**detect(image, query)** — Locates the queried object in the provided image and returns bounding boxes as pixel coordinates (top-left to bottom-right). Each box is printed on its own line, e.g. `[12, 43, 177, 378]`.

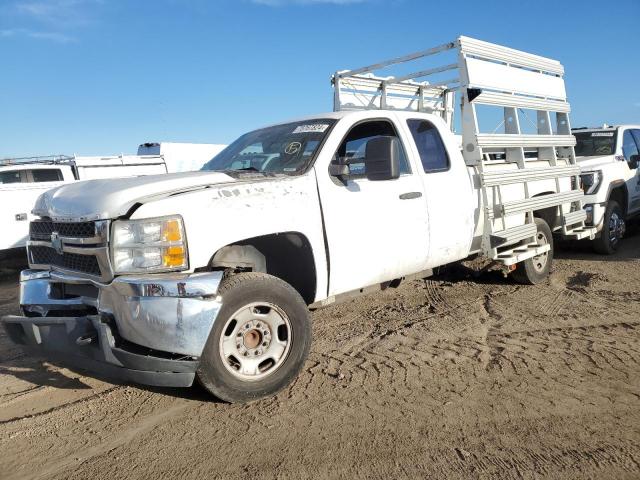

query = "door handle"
[15, 213, 27, 221]
[399, 192, 422, 200]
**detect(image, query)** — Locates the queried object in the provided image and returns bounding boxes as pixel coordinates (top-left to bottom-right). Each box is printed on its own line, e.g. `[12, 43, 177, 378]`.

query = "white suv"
[574, 125, 640, 253]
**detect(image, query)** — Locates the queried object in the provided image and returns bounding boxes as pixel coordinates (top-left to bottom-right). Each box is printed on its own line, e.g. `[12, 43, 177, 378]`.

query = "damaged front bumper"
[1, 269, 224, 388]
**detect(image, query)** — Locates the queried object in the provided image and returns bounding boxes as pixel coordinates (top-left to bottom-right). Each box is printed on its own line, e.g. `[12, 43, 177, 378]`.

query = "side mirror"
[329, 163, 350, 177]
[364, 136, 400, 181]
[629, 154, 639, 170]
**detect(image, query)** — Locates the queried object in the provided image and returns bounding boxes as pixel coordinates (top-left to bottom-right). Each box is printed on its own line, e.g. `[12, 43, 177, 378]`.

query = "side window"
[622, 130, 639, 161]
[407, 119, 450, 173]
[0, 170, 24, 184]
[30, 169, 63, 182]
[631, 130, 640, 159]
[333, 120, 411, 177]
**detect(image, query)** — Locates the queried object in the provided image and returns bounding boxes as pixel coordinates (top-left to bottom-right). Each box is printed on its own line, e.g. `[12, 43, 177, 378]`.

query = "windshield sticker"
[284, 142, 301, 155]
[292, 124, 329, 134]
[591, 132, 614, 137]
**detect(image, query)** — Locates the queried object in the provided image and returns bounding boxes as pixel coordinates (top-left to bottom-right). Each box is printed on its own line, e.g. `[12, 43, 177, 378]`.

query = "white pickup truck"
[2, 37, 595, 403]
[574, 125, 640, 253]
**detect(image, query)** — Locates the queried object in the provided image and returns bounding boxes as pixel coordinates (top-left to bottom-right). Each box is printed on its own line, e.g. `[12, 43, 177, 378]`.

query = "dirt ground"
[1, 228, 639, 480]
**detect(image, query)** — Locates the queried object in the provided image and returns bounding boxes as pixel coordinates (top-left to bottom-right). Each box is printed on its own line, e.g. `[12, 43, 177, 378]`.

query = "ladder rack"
[0, 155, 75, 167]
[333, 36, 596, 265]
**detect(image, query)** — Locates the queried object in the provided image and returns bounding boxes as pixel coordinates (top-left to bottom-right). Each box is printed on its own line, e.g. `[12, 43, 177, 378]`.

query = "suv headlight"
[111, 215, 188, 274]
[579, 170, 603, 195]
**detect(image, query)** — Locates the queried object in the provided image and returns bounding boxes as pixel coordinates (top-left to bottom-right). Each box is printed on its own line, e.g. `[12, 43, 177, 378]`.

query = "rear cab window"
[406, 119, 450, 173]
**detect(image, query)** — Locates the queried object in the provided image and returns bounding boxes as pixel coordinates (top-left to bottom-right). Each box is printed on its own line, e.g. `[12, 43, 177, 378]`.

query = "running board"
[494, 243, 550, 266]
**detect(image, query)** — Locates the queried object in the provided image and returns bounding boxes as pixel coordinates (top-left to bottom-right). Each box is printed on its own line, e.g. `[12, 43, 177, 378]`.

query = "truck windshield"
[574, 131, 617, 157]
[202, 119, 336, 175]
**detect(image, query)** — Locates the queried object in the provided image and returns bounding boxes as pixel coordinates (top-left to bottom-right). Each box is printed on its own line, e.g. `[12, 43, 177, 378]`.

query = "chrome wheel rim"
[532, 231, 549, 273]
[608, 212, 625, 246]
[219, 302, 292, 381]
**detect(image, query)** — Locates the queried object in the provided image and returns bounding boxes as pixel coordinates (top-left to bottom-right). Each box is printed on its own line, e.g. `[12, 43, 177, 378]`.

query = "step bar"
[562, 209, 588, 227]
[491, 189, 584, 218]
[481, 165, 580, 187]
[490, 223, 537, 248]
[564, 225, 597, 240]
[495, 243, 551, 266]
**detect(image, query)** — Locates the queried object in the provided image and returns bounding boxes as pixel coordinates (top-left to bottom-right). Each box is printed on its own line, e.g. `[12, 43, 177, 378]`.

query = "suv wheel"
[593, 200, 625, 255]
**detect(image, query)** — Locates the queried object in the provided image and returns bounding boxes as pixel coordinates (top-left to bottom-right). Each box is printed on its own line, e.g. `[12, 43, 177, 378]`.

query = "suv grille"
[29, 245, 101, 276]
[30, 220, 96, 241]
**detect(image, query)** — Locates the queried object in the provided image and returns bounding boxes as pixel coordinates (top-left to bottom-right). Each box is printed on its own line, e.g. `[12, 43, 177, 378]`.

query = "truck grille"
[30, 220, 96, 241]
[29, 245, 101, 276]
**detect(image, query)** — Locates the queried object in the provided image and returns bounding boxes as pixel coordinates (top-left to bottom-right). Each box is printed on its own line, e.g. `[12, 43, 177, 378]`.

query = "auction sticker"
[293, 124, 329, 134]
[591, 132, 614, 137]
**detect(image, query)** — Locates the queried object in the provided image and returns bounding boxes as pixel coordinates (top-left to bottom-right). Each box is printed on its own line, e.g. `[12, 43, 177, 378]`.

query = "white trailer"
[137, 142, 227, 173]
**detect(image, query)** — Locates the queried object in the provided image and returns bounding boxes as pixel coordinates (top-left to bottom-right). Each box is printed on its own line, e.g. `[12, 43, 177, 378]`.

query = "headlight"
[111, 215, 188, 274]
[579, 170, 603, 195]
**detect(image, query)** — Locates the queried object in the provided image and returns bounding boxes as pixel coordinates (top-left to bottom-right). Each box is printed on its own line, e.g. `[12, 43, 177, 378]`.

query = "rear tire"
[511, 218, 553, 285]
[197, 272, 312, 403]
[593, 200, 625, 255]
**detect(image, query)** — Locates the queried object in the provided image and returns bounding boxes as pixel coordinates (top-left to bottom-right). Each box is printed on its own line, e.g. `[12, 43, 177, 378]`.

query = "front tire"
[593, 200, 625, 255]
[511, 218, 553, 285]
[197, 272, 312, 403]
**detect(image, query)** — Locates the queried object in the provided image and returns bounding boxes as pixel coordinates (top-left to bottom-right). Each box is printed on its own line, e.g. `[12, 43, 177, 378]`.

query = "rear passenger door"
[623, 129, 640, 213]
[401, 117, 475, 267]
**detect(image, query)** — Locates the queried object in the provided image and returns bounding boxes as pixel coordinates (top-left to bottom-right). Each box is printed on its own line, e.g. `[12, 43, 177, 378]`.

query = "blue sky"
[1, 0, 638, 157]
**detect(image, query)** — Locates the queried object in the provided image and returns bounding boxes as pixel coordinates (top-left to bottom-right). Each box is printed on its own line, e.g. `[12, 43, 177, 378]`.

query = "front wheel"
[593, 200, 625, 255]
[511, 218, 553, 285]
[197, 272, 312, 403]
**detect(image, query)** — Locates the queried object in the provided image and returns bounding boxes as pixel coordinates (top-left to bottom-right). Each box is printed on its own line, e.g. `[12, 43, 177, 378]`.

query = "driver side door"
[315, 117, 429, 297]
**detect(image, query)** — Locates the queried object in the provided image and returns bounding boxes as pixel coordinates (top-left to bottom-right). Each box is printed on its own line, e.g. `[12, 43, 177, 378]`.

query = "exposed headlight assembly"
[579, 170, 603, 195]
[111, 215, 188, 274]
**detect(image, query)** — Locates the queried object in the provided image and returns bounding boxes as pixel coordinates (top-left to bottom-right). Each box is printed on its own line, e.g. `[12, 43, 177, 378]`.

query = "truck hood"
[33, 171, 238, 221]
[576, 155, 615, 171]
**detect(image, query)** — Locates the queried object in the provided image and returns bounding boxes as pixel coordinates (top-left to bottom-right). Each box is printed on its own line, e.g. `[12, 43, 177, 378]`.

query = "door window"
[30, 169, 63, 182]
[0, 170, 24, 184]
[631, 130, 640, 164]
[332, 120, 411, 177]
[622, 130, 639, 161]
[406, 119, 450, 173]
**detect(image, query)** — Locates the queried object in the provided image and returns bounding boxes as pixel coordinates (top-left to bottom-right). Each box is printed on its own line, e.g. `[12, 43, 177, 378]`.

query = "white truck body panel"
[137, 142, 227, 173]
[0, 155, 167, 251]
[0, 164, 75, 250]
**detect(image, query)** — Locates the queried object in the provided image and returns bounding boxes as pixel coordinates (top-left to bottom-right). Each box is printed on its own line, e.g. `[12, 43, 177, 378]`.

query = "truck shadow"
[0, 353, 224, 402]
